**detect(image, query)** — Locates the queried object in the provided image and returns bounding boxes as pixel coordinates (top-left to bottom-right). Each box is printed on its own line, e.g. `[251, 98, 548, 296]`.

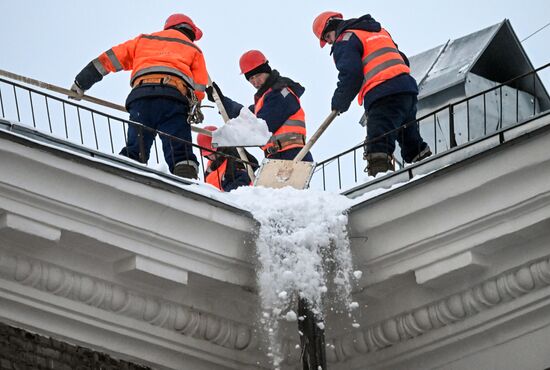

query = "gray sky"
[1, 0, 549, 163]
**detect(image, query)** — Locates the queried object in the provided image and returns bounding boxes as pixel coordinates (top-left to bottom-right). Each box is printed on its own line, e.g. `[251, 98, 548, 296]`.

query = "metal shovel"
[254, 110, 339, 189]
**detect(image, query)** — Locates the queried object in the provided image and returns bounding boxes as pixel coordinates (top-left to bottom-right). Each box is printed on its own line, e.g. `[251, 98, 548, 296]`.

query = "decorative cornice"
[324, 256, 550, 363]
[3, 252, 550, 365]
[0, 251, 254, 351]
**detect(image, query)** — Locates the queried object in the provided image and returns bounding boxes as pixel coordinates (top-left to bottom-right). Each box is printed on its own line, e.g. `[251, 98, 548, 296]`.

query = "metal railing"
[0, 75, 255, 190]
[1, 65, 549, 193]
[311, 63, 550, 191]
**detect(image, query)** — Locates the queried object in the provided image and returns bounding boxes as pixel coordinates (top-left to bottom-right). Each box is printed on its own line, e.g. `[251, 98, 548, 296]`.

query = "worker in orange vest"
[197, 126, 258, 191]
[312, 12, 431, 176]
[70, 13, 208, 179]
[206, 50, 313, 162]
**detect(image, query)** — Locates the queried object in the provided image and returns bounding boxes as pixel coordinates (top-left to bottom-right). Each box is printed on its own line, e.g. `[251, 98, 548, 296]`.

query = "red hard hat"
[197, 126, 217, 157]
[312, 11, 343, 48]
[164, 13, 203, 41]
[239, 50, 268, 75]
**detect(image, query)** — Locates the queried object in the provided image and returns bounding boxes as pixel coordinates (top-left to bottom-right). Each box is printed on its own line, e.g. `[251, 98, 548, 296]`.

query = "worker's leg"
[364, 94, 406, 156]
[395, 94, 430, 163]
[155, 98, 199, 174]
[120, 98, 157, 163]
[364, 94, 416, 176]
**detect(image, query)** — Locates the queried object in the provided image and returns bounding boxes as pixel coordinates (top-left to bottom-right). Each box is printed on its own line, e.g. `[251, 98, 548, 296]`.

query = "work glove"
[331, 98, 350, 115]
[69, 82, 85, 101]
[206, 81, 223, 103]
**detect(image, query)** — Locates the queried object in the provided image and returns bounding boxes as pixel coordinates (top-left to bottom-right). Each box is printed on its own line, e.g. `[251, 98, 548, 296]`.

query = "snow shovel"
[254, 110, 339, 189]
[207, 75, 256, 181]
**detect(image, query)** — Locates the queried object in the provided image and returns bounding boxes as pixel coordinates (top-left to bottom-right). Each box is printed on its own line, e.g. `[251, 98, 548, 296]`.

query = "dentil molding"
[323, 255, 550, 363]
[2, 250, 550, 366]
[0, 250, 254, 352]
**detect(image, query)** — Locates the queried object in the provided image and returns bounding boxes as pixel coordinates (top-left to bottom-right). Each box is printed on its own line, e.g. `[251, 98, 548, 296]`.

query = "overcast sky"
[1, 0, 549, 163]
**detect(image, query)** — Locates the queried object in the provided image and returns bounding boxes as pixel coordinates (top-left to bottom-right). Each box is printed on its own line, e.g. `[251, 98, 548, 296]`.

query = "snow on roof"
[0, 119, 251, 214]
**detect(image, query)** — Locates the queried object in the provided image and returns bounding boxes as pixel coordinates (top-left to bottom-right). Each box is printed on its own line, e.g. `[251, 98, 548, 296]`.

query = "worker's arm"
[219, 95, 245, 119]
[222, 168, 252, 192]
[222, 149, 258, 191]
[190, 50, 208, 101]
[74, 35, 140, 91]
[331, 33, 364, 113]
[206, 83, 244, 119]
[256, 89, 300, 133]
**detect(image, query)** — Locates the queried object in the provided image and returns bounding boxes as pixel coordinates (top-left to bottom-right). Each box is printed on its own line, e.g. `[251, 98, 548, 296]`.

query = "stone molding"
[324, 255, 550, 363]
[3, 249, 550, 367]
[0, 250, 254, 352]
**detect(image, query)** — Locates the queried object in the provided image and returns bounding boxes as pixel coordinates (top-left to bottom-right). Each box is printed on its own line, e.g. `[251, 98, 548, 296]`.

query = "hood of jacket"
[335, 14, 381, 39]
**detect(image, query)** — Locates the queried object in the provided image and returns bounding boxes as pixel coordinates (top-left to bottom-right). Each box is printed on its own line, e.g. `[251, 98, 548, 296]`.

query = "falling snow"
[231, 186, 358, 368]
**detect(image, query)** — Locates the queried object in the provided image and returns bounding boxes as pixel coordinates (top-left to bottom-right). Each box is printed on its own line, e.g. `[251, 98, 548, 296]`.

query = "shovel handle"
[207, 75, 256, 181]
[293, 110, 339, 163]
[0, 68, 127, 111]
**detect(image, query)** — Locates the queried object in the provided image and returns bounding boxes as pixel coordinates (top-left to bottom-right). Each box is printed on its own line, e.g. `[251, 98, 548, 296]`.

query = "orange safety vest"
[343, 29, 410, 105]
[92, 29, 207, 100]
[255, 87, 307, 155]
[205, 159, 227, 191]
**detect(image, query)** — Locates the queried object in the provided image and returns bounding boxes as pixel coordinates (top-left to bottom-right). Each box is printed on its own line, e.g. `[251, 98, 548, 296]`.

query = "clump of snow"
[285, 310, 297, 322]
[349, 302, 359, 310]
[353, 270, 363, 279]
[278, 291, 288, 300]
[352, 323, 361, 328]
[211, 107, 271, 147]
[230, 186, 357, 368]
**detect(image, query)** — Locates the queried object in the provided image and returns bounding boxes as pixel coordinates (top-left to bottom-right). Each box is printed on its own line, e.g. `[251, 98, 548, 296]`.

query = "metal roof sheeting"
[410, 23, 502, 98]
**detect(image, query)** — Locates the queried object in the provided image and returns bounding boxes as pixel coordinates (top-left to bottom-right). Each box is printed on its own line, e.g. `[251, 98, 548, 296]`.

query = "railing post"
[533, 72, 537, 116]
[44, 96, 53, 133]
[448, 105, 458, 148]
[322, 163, 326, 191]
[0, 85, 5, 117]
[13, 85, 20, 122]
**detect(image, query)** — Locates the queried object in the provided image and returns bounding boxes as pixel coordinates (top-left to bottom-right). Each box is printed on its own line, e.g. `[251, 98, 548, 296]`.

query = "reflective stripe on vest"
[255, 87, 307, 154]
[205, 159, 227, 191]
[346, 29, 410, 105]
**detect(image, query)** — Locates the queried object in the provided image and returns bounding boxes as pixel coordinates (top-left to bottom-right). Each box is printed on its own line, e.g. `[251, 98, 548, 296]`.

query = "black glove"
[206, 81, 223, 103]
[331, 103, 347, 115]
[331, 96, 351, 114]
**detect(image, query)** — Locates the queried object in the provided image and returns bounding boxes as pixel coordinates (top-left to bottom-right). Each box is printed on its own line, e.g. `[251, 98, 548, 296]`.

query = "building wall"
[0, 322, 150, 370]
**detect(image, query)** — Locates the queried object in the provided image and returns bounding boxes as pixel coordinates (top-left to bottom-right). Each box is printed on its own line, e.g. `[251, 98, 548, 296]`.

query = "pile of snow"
[211, 107, 271, 148]
[230, 186, 360, 368]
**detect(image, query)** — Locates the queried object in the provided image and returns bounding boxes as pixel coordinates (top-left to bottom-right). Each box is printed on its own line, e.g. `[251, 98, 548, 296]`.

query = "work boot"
[364, 152, 395, 177]
[173, 160, 198, 179]
[411, 145, 432, 163]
